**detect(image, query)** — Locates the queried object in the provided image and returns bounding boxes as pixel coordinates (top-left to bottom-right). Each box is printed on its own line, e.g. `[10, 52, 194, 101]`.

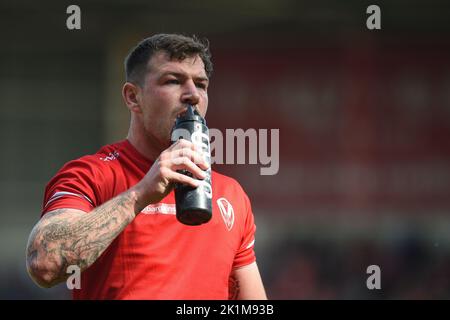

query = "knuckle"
[160, 151, 169, 161]
[181, 157, 190, 165]
[179, 138, 191, 146]
[193, 155, 203, 165]
[186, 149, 196, 160]
[180, 148, 188, 158]
[159, 166, 169, 176]
[170, 156, 181, 165]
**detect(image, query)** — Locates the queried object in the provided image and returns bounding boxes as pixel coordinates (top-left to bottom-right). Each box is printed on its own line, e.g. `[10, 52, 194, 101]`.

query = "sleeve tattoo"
[27, 190, 137, 285]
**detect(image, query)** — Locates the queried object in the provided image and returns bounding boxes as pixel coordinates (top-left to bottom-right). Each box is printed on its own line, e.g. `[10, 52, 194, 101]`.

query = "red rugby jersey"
[42, 140, 256, 300]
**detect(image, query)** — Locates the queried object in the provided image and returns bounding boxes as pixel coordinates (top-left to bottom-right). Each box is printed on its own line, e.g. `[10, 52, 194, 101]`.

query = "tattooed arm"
[26, 139, 208, 288]
[229, 262, 267, 300]
[26, 189, 141, 288]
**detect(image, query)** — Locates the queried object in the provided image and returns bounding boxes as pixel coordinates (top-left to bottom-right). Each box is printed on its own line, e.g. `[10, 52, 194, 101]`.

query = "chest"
[104, 163, 245, 268]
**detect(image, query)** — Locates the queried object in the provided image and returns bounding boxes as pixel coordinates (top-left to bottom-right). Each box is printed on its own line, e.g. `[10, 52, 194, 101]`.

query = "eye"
[195, 82, 207, 90]
[165, 79, 180, 85]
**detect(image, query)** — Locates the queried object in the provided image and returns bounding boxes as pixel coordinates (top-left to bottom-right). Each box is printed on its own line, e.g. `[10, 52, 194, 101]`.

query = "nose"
[180, 80, 200, 106]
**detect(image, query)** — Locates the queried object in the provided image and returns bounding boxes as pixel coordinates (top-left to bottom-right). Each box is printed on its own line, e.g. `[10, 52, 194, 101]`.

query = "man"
[26, 34, 267, 300]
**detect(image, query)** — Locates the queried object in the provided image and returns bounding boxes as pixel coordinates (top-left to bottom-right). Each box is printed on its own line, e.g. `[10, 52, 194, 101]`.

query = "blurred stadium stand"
[1, 0, 449, 299]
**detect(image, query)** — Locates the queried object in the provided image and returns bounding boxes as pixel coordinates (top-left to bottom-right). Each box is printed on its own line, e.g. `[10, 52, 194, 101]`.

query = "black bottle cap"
[175, 105, 206, 126]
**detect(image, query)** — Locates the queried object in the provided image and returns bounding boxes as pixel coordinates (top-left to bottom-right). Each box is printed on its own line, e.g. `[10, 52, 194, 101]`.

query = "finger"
[170, 138, 196, 151]
[167, 170, 200, 188]
[170, 138, 210, 162]
[192, 144, 211, 164]
[167, 157, 207, 180]
[170, 148, 209, 170]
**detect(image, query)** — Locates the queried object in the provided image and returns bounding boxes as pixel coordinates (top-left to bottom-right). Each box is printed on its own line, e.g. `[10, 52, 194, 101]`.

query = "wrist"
[128, 185, 147, 216]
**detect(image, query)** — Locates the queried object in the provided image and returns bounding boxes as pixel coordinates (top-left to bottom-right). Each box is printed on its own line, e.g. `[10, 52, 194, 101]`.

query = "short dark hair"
[124, 33, 213, 86]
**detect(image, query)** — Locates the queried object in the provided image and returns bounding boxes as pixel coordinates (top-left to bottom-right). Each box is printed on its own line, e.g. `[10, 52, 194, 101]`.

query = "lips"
[174, 105, 194, 119]
[175, 108, 187, 118]
[173, 105, 202, 124]
[172, 109, 185, 123]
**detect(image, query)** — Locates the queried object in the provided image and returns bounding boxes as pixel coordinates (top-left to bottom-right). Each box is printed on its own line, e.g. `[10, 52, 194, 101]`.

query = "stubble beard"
[144, 121, 172, 154]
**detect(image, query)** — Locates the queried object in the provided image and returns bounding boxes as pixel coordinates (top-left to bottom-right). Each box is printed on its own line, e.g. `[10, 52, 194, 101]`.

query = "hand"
[132, 139, 209, 211]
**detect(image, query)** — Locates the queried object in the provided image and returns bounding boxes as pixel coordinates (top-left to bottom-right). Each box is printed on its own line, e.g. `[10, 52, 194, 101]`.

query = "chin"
[163, 133, 173, 148]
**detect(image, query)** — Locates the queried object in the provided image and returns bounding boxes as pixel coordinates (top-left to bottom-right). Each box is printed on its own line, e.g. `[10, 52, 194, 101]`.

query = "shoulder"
[43, 142, 126, 211]
[212, 170, 245, 193]
[211, 170, 251, 207]
[56, 142, 123, 176]
[46, 142, 126, 195]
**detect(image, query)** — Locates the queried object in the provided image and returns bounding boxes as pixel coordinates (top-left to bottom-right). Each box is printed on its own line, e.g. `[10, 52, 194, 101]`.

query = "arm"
[26, 139, 208, 288]
[229, 262, 267, 300]
[26, 189, 140, 288]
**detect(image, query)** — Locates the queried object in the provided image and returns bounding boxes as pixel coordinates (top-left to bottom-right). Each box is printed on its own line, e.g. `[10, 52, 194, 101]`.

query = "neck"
[126, 118, 164, 162]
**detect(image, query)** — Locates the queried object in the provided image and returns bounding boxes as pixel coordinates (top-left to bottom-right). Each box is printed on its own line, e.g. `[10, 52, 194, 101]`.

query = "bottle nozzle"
[174, 105, 206, 125]
[187, 105, 196, 117]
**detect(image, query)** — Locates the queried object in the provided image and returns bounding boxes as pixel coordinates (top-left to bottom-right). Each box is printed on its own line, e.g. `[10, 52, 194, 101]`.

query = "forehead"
[146, 51, 207, 78]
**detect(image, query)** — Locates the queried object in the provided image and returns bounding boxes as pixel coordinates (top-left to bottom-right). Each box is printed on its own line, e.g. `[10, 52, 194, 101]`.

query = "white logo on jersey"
[141, 203, 176, 215]
[100, 151, 119, 162]
[217, 197, 234, 231]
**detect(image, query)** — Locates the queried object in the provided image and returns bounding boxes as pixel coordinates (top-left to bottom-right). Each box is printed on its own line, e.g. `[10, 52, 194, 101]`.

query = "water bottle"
[170, 105, 212, 225]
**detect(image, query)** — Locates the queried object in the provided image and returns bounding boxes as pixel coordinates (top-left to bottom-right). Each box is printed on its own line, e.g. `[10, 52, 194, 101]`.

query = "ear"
[122, 82, 143, 114]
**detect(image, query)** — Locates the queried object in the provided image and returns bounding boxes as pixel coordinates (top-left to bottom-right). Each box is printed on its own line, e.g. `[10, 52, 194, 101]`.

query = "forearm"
[27, 139, 207, 288]
[229, 262, 267, 300]
[26, 188, 141, 287]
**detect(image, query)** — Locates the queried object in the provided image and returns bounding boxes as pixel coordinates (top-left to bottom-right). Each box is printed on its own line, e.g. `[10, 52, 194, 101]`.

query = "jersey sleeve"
[232, 189, 257, 269]
[42, 157, 104, 216]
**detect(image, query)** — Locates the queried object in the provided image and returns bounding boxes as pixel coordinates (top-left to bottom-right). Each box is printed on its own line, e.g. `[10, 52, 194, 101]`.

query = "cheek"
[143, 89, 172, 115]
[200, 93, 209, 116]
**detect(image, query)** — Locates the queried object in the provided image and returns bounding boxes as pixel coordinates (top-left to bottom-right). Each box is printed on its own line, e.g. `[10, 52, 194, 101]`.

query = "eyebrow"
[160, 71, 209, 83]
